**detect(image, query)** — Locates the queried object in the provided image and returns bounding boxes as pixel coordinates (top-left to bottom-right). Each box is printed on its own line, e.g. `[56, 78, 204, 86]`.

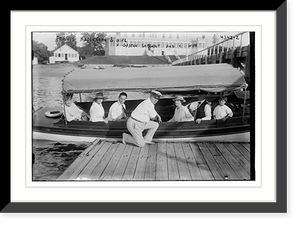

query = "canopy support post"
[242, 88, 247, 123]
[62, 93, 68, 126]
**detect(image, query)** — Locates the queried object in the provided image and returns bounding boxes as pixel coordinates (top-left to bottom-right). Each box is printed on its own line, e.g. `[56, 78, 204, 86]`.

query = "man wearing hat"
[189, 91, 212, 124]
[168, 95, 194, 122]
[89, 92, 108, 123]
[122, 90, 162, 147]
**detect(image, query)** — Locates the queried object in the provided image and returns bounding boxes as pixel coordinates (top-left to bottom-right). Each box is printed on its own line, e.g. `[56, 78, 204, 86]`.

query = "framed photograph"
[5, 2, 286, 213]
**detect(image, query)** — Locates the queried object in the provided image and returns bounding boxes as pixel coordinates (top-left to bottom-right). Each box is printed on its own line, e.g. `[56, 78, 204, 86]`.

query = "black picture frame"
[4, 2, 287, 213]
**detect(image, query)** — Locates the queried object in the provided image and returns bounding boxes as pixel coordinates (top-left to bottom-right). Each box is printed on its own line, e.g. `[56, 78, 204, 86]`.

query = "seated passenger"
[63, 94, 88, 122]
[189, 91, 212, 124]
[89, 92, 108, 123]
[213, 96, 233, 121]
[168, 95, 194, 122]
[107, 92, 128, 122]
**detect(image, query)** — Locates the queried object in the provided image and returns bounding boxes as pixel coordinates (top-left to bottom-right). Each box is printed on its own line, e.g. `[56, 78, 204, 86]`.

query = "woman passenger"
[89, 92, 108, 123]
[168, 95, 194, 122]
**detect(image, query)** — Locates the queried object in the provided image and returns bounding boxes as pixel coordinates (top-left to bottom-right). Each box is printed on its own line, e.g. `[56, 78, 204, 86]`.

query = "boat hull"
[32, 105, 251, 142]
[32, 130, 250, 143]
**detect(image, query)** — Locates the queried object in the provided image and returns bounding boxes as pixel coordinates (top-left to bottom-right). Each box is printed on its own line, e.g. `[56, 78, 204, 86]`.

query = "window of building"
[58, 53, 60, 57]
[162, 33, 165, 39]
[176, 34, 179, 39]
[74, 54, 77, 57]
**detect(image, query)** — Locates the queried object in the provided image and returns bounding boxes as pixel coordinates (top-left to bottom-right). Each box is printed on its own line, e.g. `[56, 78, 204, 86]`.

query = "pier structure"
[57, 139, 251, 181]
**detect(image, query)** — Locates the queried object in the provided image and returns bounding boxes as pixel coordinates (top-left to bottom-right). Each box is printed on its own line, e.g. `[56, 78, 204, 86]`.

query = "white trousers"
[123, 117, 159, 147]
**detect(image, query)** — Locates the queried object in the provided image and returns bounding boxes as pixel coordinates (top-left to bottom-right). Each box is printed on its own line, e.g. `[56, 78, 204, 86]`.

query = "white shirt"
[63, 102, 82, 122]
[131, 98, 157, 123]
[213, 105, 233, 120]
[189, 100, 212, 120]
[89, 101, 105, 122]
[107, 101, 126, 121]
[168, 106, 194, 122]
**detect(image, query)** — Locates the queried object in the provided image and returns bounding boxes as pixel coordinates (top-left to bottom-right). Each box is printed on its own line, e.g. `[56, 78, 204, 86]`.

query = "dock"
[57, 139, 251, 181]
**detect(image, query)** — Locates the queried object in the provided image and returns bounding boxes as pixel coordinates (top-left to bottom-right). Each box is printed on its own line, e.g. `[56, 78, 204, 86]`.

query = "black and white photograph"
[31, 30, 254, 182]
[6, 6, 288, 216]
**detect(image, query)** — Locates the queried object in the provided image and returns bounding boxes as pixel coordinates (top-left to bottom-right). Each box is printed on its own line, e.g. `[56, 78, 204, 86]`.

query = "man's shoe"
[145, 140, 155, 145]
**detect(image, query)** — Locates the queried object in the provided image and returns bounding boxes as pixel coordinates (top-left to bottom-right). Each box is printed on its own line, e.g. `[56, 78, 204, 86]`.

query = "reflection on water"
[32, 139, 90, 180]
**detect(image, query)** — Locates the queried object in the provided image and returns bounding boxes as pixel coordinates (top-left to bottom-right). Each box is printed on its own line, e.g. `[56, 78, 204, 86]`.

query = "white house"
[50, 44, 79, 63]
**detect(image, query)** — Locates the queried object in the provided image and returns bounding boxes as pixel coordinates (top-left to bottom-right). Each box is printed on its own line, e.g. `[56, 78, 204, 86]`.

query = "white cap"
[150, 90, 162, 97]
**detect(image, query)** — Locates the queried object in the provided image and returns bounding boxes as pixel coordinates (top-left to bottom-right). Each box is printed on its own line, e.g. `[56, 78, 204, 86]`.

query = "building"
[32, 56, 38, 65]
[49, 44, 79, 63]
[104, 32, 207, 57]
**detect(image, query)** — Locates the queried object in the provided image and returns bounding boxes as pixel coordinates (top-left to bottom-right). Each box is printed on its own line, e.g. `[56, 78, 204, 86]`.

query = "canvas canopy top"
[62, 64, 247, 94]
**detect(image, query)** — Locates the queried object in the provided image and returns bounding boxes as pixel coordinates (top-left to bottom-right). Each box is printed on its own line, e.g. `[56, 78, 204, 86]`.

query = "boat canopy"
[62, 64, 248, 94]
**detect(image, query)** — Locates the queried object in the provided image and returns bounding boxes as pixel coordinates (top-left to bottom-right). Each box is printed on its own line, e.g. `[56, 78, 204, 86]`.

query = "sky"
[32, 31, 243, 51]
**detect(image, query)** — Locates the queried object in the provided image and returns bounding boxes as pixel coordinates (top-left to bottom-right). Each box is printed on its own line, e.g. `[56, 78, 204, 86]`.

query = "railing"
[172, 31, 250, 66]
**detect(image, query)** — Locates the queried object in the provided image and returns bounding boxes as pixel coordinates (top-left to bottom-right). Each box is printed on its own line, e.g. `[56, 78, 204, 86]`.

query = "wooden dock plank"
[59, 139, 105, 180]
[144, 144, 158, 180]
[156, 142, 168, 180]
[232, 143, 250, 161]
[57, 140, 251, 181]
[111, 144, 134, 180]
[122, 146, 141, 180]
[241, 143, 250, 152]
[76, 141, 112, 180]
[57, 139, 103, 180]
[189, 143, 214, 180]
[181, 142, 203, 180]
[206, 143, 239, 180]
[197, 142, 224, 180]
[166, 142, 180, 180]
[133, 145, 149, 180]
[174, 143, 192, 180]
[89, 143, 120, 180]
[214, 143, 250, 180]
[223, 143, 251, 175]
[99, 143, 127, 180]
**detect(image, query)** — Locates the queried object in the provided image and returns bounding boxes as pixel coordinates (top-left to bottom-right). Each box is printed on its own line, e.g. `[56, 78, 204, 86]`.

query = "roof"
[53, 44, 78, 53]
[81, 55, 171, 65]
[62, 64, 247, 94]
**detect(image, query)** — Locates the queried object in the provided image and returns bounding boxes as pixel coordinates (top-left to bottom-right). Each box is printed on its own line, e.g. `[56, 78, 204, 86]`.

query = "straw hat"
[173, 95, 186, 103]
[94, 92, 107, 100]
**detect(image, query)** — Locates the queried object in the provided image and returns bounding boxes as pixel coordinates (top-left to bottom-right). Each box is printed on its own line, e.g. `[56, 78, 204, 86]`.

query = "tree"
[55, 32, 77, 50]
[32, 40, 51, 63]
[79, 32, 106, 57]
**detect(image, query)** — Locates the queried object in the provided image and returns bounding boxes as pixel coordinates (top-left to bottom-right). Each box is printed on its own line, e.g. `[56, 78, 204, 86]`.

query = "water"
[32, 139, 90, 180]
[32, 64, 150, 181]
